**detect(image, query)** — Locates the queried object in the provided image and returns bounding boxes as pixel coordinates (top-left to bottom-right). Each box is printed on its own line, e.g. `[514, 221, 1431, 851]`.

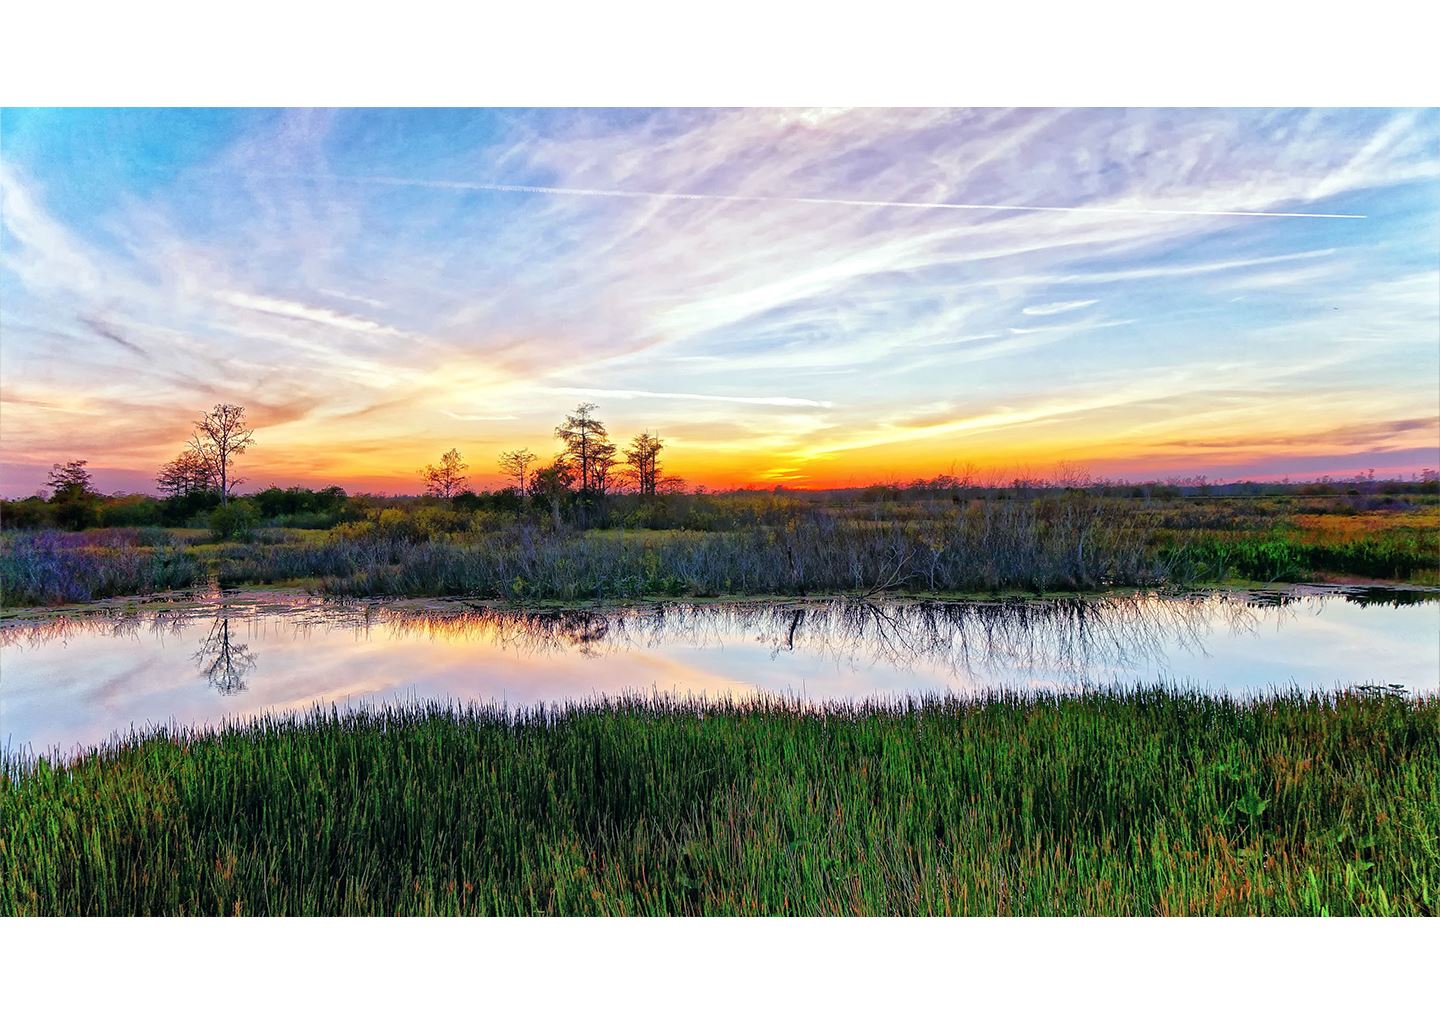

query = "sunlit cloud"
[444, 411, 519, 422]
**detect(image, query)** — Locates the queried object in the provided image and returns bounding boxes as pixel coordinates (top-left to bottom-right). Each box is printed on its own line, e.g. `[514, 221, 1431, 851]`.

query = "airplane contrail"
[335, 175, 1365, 220]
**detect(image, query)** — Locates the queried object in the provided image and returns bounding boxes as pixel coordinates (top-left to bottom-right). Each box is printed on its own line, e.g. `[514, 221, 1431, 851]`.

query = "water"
[2, 587, 1436, 755]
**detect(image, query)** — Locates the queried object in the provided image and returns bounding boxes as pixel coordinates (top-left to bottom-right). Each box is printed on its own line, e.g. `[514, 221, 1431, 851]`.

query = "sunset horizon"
[3, 107, 1438, 496]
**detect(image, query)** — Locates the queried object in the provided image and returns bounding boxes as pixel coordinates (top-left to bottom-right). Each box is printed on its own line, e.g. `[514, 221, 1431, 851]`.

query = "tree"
[624, 431, 665, 496]
[46, 460, 98, 529]
[497, 447, 537, 494]
[156, 458, 186, 499]
[530, 459, 574, 529]
[46, 460, 95, 502]
[157, 449, 215, 498]
[189, 404, 254, 506]
[554, 403, 611, 494]
[592, 440, 618, 496]
[423, 448, 468, 499]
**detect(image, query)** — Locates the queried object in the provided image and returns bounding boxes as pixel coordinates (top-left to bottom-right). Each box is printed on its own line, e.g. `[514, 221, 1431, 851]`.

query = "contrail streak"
[337, 175, 1365, 220]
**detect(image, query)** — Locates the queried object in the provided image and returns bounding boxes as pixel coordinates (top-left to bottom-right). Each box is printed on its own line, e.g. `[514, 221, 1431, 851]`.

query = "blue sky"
[1, 107, 1437, 494]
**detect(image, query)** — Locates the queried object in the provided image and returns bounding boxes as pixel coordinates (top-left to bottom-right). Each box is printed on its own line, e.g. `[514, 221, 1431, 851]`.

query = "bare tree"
[193, 614, 257, 694]
[624, 431, 664, 496]
[423, 448, 468, 499]
[189, 404, 254, 506]
[554, 402, 610, 494]
[157, 449, 215, 498]
[156, 458, 186, 499]
[497, 447, 537, 494]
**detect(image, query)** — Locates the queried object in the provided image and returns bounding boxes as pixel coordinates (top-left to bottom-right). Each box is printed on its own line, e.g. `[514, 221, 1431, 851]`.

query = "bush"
[208, 500, 259, 541]
[0, 497, 54, 530]
[98, 495, 165, 527]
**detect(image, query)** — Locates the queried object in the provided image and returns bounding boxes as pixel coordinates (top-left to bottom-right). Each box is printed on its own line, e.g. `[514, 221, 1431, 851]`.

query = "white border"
[2, 1, 1438, 106]
[3, 5, 1436, 1019]
[2, 917, 1437, 1020]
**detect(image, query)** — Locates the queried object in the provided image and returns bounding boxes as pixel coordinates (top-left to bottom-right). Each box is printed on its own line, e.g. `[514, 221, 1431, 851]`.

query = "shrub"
[208, 500, 259, 541]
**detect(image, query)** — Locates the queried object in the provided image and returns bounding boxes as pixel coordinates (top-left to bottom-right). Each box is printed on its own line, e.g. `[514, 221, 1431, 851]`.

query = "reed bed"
[3, 689, 1435, 916]
[0, 530, 203, 606]
[7, 496, 1436, 607]
[224, 503, 1170, 600]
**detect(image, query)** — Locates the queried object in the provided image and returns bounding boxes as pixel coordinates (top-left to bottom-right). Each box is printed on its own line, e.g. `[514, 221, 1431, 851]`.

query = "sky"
[1, 107, 1437, 497]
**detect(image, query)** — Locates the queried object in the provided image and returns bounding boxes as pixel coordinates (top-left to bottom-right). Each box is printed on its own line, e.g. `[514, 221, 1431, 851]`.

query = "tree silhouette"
[592, 439, 618, 496]
[45, 460, 98, 529]
[157, 449, 215, 498]
[46, 460, 95, 502]
[423, 448, 468, 499]
[624, 431, 665, 496]
[189, 404, 254, 506]
[497, 448, 537, 494]
[554, 403, 610, 494]
[530, 459, 574, 529]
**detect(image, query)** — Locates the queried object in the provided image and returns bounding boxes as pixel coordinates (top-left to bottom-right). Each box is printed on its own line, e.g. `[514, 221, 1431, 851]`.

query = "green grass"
[3, 689, 1436, 916]
[1165, 533, 1439, 584]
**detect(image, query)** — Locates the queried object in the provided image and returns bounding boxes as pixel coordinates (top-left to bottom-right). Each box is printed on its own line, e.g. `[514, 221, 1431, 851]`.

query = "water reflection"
[192, 616, 257, 694]
[1, 588, 1435, 755]
[314, 592, 1349, 686]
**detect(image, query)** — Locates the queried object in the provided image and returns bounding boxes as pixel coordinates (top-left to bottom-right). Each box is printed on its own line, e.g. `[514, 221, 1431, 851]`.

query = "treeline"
[850, 469, 1440, 502]
[2, 398, 1437, 538]
[0, 402, 686, 537]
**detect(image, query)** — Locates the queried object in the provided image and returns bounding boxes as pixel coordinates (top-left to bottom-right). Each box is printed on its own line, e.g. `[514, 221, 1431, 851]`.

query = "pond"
[2, 587, 1437, 755]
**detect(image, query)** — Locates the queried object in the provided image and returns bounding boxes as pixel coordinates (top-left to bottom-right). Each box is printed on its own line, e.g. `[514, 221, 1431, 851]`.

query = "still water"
[2, 587, 1436, 755]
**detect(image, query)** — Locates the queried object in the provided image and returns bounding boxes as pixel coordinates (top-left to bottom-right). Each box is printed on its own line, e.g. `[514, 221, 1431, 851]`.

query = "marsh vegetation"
[3, 689, 1435, 915]
[4, 487, 1435, 608]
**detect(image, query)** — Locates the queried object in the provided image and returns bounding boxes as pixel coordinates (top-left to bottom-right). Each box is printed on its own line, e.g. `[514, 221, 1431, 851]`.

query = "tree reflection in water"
[191, 614, 257, 694]
[359, 593, 1287, 685]
[1, 588, 1434, 694]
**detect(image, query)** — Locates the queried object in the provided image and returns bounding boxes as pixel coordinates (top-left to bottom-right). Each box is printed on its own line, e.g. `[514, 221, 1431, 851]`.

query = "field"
[3, 489, 1437, 608]
[3, 689, 1436, 916]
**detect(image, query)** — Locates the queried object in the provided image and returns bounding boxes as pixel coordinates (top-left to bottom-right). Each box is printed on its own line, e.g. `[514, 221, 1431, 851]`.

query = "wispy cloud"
[551, 387, 835, 409]
[217, 291, 406, 337]
[444, 411, 518, 422]
[1022, 299, 1099, 317]
[80, 317, 148, 358]
[320, 175, 1369, 219]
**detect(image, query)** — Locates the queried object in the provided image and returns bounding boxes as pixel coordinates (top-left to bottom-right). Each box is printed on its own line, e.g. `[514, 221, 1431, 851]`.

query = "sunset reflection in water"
[2, 589, 1436, 755]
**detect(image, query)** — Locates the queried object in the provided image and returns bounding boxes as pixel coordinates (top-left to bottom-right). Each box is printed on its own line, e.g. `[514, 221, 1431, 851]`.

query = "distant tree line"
[418, 403, 681, 528]
[3, 397, 1438, 536]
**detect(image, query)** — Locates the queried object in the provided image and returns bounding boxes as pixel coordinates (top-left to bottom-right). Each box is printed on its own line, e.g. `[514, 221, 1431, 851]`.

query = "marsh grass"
[0, 530, 203, 606]
[3, 689, 1435, 916]
[6, 496, 1437, 607]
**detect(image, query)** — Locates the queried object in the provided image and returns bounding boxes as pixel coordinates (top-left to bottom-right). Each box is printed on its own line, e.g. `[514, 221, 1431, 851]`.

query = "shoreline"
[4, 578, 1439, 624]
